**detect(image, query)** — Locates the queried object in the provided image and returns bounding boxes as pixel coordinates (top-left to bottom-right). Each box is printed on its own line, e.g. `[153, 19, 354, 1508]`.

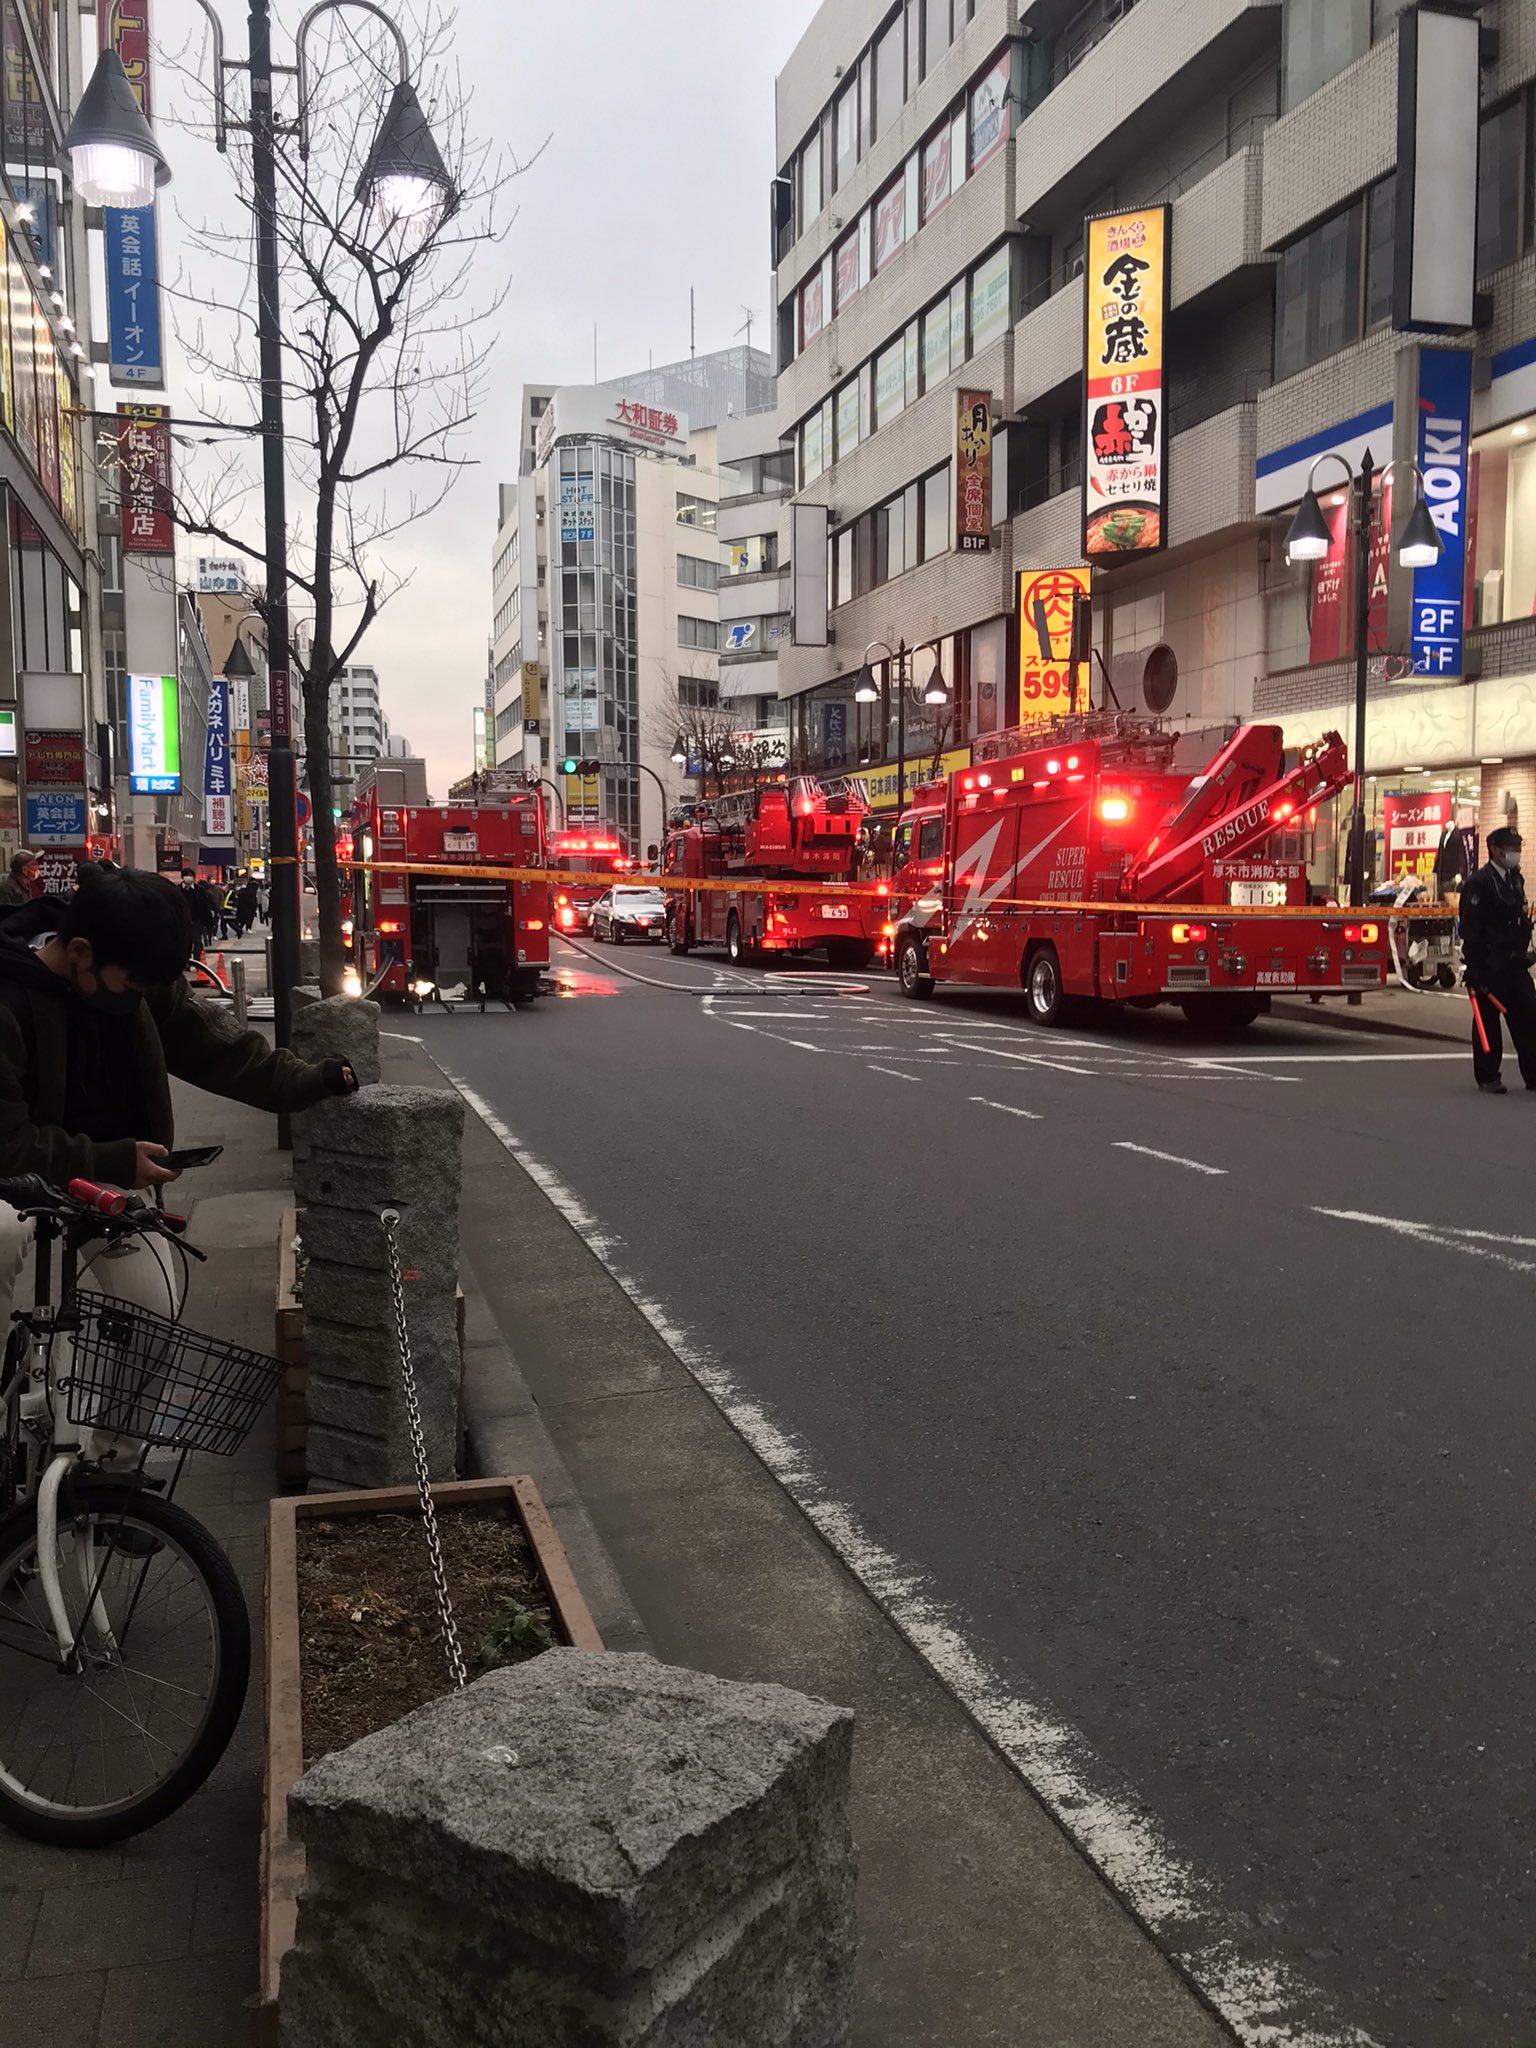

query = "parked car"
[592, 885, 668, 944]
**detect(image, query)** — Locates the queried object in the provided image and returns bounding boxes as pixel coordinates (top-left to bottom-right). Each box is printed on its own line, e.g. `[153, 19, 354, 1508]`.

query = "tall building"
[492, 364, 753, 854]
[333, 664, 386, 809]
[772, 0, 1536, 888]
[717, 408, 795, 770]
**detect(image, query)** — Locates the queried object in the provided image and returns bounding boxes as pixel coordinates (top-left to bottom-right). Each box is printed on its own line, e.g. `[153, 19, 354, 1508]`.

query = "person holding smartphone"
[0, 866, 358, 1317]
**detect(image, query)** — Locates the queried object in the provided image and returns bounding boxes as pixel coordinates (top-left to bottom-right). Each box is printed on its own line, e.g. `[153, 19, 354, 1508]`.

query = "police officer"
[1459, 825, 1536, 1093]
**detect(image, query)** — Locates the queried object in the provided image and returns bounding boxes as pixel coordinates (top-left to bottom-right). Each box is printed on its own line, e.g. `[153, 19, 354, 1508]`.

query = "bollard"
[230, 954, 248, 1026]
[280, 1651, 856, 2048]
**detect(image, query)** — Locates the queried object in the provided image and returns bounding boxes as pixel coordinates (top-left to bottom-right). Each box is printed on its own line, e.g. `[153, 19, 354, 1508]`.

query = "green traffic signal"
[560, 756, 602, 777]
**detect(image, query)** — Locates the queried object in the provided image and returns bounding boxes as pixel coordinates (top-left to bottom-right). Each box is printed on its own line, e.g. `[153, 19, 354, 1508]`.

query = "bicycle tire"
[0, 1477, 250, 1847]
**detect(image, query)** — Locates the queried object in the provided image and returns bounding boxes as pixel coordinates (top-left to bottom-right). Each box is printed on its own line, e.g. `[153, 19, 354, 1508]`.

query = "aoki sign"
[1408, 347, 1473, 679]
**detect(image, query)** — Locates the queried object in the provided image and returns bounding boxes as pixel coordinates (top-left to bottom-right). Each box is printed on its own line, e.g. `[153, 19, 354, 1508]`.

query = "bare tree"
[154, 4, 532, 992]
[642, 671, 784, 800]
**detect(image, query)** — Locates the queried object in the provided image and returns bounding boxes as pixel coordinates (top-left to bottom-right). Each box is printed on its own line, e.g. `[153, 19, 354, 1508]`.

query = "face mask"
[68, 960, 142, 1017]
[1504, 851, 1524, 874]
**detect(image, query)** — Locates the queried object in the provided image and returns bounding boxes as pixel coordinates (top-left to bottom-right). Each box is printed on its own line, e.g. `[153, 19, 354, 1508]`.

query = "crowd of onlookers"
[0, 847, 267, 959]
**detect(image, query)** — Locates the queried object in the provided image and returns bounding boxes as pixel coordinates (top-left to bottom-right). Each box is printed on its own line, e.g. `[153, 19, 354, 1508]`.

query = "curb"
[1268, 997, 1464, 1045]
[456, 1257, 652, 1657]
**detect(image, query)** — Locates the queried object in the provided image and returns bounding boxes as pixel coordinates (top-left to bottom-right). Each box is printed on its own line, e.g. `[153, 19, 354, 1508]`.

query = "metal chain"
[379, 1207, 467, 1689]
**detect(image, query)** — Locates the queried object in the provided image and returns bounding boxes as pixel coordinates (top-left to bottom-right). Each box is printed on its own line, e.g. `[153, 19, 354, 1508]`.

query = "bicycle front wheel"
[0, 1478, 249, 1846]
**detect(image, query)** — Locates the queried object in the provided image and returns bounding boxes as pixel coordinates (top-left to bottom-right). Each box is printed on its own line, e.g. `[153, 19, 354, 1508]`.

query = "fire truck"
[891, 712, 1386, 1024]
[348, 764, 550, 1004]
[549, 828, 631, 935]
[662, 776, 883, 969]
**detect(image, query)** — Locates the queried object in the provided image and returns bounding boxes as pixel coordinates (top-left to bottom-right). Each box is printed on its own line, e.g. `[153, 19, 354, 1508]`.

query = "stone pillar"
[280, 1650, 855, 2048]
[294, 1084, 463, 1491]
[290, 994, 383, 1084]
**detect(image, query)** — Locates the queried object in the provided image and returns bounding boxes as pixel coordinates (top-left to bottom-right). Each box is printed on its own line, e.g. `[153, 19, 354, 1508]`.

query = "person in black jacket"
[1459, 826, 1536, 1093]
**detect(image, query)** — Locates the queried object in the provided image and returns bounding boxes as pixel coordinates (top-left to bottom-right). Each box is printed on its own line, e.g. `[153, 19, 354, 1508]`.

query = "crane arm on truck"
[1124, 728, 1351, 903]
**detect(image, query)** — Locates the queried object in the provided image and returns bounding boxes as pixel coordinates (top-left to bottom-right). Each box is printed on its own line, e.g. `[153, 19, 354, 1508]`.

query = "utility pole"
[249, 0, 300, 1141]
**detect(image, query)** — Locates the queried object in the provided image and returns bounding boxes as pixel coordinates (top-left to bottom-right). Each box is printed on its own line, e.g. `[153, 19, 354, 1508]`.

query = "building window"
[1281, 0, 1368, 113]
[833, 525, 855, 608]
[676, 493, 716, 530]
[969, 47, 1011, 171]
[1477, 96, 1529, 279]
[677, 554, 718, 591]
[874, 337, 907, 430]
[1364, 176, 1395, 328]
[1274, 202, 1363, 380]
[679, 616, 719, 652]
[969, 242, 1012, 353]
[875, 11, 905, 138]
[835, 375, 861, 460]
[922, 465, 951, 560]
[923, 0, 951, 77]
[677, 676, 719, 708]
[799, 129, 823, 232]
[834, 77, 858, 189]
[921, 295, 952, 388]
[725, 534, 779, 575]
[875, 162, 914, 272]
[800, 264, 828, 347]
[801, 404, 828, 485]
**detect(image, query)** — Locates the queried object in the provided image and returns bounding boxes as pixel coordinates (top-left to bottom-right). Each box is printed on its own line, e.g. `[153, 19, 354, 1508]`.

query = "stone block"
[295, 1087, 463, 1220]
[301, 1260, 458, 1337]
[299, 1316, 458, 1391]
[291, 995, 383, 1085]
[280, 1652, 855, 2048]
[297, 1201, 458, 1282]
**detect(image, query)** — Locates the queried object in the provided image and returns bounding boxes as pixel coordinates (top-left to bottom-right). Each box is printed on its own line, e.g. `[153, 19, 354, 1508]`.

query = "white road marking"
[1316, 1208, 1536, 1277]
[719, 1010, 823, 1020]
[1177, 1050, 1464, 1065]
[432, 1055, 1378, 2048]
[783, 1038, 826, 1054]
[942, 1039, 1097, 1077]
[969, 1096, 1042, 1120]
[381, 1031, 423, 1042]
[867, 1064, 920, 1082]
[720, 1020, 759, 1035]
[1113, 1143, 1227, 1177]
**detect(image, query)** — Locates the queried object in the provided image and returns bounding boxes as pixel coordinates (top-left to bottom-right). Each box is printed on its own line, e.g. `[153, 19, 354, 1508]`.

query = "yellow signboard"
[1016, 567, 1091, 732]
[1083, 204, 1169, 559]
[521, 659, 540, 722]
[864, 744, 971, 812]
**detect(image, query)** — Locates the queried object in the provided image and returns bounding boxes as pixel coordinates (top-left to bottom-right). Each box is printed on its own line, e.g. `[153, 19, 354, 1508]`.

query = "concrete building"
[718, 408, 795, 771]
[771, 0, 1536, 888]
[333, 664, 386, 810]
[491, 358, 781, 853]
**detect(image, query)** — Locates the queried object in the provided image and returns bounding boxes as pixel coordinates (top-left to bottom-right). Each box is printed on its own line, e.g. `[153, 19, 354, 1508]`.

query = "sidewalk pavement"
[1271, 980, 1468, 1043]
[1, 1085, 289, 2048]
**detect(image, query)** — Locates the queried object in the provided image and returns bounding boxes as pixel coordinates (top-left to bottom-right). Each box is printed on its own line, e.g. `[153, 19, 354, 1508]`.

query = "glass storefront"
[1469, 416, 1536, 625]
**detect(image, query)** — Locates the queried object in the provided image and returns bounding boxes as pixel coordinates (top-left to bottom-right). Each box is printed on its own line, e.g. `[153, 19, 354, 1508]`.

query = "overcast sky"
[131, 1, 818, 793]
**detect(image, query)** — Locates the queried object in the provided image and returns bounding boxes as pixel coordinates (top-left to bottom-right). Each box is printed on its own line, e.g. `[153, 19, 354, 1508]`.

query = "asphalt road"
[414, 941, 1533, 2048]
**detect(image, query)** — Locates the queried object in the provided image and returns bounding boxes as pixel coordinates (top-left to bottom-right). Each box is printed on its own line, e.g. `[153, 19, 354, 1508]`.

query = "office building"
[718, 407, 795, 771]
[772, 0, 1536, 886]
[333, 664, 387, 808]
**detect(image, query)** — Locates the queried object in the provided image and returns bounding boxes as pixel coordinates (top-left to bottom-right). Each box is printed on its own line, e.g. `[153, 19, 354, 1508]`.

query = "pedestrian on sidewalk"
[1459, 826, 1536, 1094]
[215, 881, 239, 941]
[189, 878, 219, 958]
[0, 865, 358, 1317]
[0, 849, 41, 907]
[235, 875, 259, 935]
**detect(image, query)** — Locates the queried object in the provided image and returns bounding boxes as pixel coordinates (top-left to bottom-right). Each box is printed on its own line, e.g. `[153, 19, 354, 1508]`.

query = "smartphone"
[165, 1145, 224, 1170]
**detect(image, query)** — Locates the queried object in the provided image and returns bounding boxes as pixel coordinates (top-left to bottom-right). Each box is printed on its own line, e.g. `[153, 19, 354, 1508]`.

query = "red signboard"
[1383, 790, 1453, 883]
[23, 729, 84, 785]
[100, 2, 152, 117]
[1308, 483, 1391, 664]
[118, 402, 174, 552]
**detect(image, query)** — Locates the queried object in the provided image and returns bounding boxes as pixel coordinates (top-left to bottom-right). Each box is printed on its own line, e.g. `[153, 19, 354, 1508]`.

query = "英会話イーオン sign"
[1082, 204, 1169, 560]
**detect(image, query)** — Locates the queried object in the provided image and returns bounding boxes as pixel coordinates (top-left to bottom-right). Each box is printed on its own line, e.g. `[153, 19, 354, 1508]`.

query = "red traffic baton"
[1468, 986, 1508, 1054]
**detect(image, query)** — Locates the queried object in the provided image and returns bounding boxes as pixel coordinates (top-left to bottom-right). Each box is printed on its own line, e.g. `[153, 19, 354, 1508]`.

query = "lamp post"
[853, 640, 951, 822]
[61, 0, 455, 1102]
[1283, 450, 1443, 906]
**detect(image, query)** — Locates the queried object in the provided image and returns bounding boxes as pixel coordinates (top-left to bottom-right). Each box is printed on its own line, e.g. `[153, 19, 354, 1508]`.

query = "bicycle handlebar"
[0, 1175, 199, 1255]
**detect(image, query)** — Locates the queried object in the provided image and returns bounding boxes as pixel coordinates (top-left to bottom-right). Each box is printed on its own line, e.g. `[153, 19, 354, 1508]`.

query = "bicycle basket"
[63, 1295, 282, 1456]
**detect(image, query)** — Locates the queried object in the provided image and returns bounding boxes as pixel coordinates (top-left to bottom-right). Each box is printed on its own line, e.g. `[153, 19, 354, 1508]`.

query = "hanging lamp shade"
[60, 50, 170, 209]
[356, 79, 455, 234]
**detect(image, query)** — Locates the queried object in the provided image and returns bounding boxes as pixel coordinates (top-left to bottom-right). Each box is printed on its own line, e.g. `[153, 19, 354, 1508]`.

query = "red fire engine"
[891, 713, 1384, 1024]
[348, 765, 550, 1004]
[662, 776, 883, 969]
[549, 829, 630, 935]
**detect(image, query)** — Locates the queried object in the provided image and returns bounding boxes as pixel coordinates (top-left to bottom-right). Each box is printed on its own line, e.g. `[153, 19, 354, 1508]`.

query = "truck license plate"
[821, 903, 850, 920]
[444, 832, 478, 854]
[1230, 881, 1287, 907]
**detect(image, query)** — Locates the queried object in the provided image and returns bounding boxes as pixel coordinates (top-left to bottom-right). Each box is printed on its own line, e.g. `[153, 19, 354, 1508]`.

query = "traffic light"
[560, 756, 603, 777]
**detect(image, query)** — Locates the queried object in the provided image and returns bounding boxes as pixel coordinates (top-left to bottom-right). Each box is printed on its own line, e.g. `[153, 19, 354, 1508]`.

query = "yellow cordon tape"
[272, 854, 1457, 922]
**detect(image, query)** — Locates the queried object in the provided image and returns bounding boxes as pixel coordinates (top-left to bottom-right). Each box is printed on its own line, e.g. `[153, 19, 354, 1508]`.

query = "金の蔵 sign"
[1082, 205, 1169, 560]
[955, 391, 992, 553]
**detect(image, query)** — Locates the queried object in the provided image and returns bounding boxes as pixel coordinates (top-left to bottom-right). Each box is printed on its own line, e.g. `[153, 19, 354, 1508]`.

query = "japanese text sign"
[23, 729, 84, 785]
[1083, 205, 1169, 560]
[101, 4, 163, 389]
[118, 402, 173, 552]
[101, 3, 153, 116]
[1384, 790, 1452, 881]
[25, 793, 85, 845]
[203, 677, 231, 842]
[1017, 568, 1092, 729]
[955, 391, 992, 553]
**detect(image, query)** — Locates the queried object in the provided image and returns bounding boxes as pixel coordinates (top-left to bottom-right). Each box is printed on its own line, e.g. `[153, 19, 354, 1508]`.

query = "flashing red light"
[1171, 923, 1208, 945]
[1274, 801, 1295, 821]
[962, 775, 976, 791]
[558, 908, 577, 928]
[1343, 923, 1380, 944]
[555, 892, 569, 906]
[976, 772, 992, 788]
[1066, 754, 1080, 770]
[378, 919, 402, 935]
[521, 919, 545, 932]
[877, 882, 890, 897]
[1099, 797, 1131, 822]
[1045, 758, 1061, 774]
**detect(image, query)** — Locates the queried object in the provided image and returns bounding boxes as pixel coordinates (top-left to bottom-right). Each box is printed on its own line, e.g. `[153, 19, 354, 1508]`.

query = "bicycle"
[0, 1172, 280, 1846]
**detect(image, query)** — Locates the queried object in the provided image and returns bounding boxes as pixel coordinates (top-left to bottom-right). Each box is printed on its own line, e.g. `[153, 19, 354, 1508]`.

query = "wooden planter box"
[259, 1475, 602, 2038]
[274, 1206, 468, 1490]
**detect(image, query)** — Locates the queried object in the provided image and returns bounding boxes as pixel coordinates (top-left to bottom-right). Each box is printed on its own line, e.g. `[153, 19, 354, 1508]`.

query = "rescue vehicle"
[549, 829, 631, 935]
[661, 776, 883, 969]
[348, 762, 550, 1004]
[891, 712, 1385, 1024]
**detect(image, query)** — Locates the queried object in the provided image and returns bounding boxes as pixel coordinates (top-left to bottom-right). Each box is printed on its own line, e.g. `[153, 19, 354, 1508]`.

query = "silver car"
[591, 885, 667, 944]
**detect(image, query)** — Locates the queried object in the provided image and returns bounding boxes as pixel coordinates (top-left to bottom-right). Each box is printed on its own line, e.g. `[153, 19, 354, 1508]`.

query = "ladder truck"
[890, 712, 1384, 1025]
[660, 776, 884, 969]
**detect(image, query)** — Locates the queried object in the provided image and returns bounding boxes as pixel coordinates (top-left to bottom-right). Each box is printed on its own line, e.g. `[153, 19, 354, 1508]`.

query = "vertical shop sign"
[118, 402, 174, 552]
[1083, 205, 1169, 559]
[955, 391, 992, 553]
[1307, 482, 1392, 663]
[1383, 790, 1453, 881]
[128, 673, 180, 792]
[101, 3, 164, 388]
[1017, 568, 1092, 728]
[203, 675, 232, 837]
[1409, 346, 1473, 678]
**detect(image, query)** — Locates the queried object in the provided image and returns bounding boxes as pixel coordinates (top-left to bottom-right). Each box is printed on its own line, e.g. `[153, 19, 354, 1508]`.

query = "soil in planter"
[296, 1505, 557, 1764]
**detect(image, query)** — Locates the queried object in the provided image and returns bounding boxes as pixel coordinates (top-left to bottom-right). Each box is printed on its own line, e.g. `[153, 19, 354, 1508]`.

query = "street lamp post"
[854, 640, 951, 822]
[61, 0, 455, 1094]
[1283, 450, 1443, 906]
